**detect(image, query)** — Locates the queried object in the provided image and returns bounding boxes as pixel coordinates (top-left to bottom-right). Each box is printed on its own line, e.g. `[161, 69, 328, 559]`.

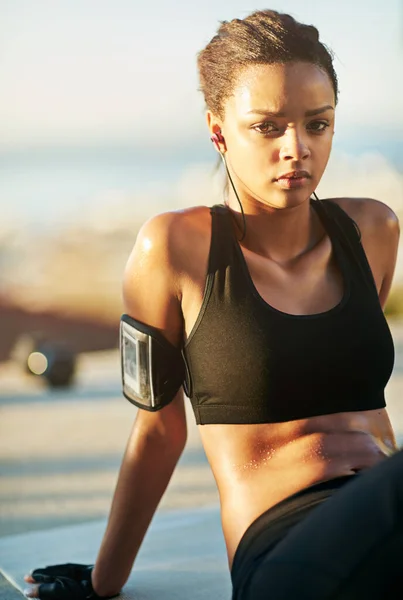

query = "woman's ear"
[206, 111, 227, 153]
[206, 111, 223, 136]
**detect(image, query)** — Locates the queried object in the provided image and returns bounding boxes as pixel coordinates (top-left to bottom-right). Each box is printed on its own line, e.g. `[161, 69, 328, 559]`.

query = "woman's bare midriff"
[198, 409, 397, 565]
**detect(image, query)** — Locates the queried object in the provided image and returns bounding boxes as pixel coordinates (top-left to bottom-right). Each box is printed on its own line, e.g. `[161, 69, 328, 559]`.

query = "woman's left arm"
[377, 207, 400, 310]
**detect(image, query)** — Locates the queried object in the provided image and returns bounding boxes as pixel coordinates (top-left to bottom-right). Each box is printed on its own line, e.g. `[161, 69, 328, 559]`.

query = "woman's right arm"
[24, 212, 189, 599]
[91, 211, 188, 597]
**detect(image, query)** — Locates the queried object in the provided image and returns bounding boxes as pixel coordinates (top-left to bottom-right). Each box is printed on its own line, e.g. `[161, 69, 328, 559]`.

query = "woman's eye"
[308, 120, 330, 132]
[252, 120, 330, 135]
[253, 122, 277, 134]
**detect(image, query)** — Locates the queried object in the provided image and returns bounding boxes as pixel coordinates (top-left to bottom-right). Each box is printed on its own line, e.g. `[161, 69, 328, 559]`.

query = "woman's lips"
[275, 176, 309, 189]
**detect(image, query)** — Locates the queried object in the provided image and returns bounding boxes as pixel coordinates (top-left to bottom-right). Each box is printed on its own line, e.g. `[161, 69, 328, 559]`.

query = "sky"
[1, 0, 403, 154]
[0, 0, 402, 235]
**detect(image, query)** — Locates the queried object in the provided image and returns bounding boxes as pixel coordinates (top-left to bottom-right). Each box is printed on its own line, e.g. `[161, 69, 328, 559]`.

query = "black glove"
[28, 563, 119, 599]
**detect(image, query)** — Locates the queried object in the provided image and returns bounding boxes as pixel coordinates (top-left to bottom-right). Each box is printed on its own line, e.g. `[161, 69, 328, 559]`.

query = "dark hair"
[197, 10, 338, 118]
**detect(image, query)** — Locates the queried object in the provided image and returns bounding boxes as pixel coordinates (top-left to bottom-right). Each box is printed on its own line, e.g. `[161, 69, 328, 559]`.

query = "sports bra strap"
[315, 199, 378, 294]
[208, 204, 235, 274]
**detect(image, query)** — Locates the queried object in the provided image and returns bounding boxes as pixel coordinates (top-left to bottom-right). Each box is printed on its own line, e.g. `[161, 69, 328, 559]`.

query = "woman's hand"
[23, 563, 119, 599]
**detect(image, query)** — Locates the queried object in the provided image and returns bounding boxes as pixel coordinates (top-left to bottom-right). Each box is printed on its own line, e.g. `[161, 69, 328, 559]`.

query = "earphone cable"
[220, 153, 247, 241]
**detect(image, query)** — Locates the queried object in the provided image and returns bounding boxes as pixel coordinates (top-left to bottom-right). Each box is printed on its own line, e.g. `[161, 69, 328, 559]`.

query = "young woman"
[25, 10, 402, 600]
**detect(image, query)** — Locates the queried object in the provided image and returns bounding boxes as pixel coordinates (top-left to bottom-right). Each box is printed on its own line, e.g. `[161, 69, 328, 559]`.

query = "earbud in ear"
[210, 131, 225, 152]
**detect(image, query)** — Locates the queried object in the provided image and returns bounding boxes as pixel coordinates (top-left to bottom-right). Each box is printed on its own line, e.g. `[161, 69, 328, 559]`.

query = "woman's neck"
[225, 195, 325, 266]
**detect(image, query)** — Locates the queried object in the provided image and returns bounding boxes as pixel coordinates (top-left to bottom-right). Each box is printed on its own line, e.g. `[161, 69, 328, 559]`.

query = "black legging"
[232, 449, 403, 599]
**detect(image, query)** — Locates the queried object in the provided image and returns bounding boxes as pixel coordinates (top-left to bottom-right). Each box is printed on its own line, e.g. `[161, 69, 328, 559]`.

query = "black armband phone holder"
[120, 314, 187, 411]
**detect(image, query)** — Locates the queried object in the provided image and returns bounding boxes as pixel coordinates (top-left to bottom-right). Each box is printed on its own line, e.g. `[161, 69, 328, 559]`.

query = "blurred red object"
[0, 294, 119, 363]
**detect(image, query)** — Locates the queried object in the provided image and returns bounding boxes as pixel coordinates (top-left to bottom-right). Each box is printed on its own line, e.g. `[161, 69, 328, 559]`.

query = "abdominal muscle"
[198, 409, 398, 566]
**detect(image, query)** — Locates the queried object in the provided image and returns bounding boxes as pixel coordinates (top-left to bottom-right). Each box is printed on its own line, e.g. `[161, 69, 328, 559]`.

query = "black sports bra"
[182, 199, 394, 425]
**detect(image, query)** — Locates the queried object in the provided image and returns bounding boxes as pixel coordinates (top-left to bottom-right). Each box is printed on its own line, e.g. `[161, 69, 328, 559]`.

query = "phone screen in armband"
[121, 321, 155, 408]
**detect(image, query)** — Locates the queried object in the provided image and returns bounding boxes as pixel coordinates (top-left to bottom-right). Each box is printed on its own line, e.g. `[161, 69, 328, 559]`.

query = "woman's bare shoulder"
[122, 205, 212, 343]
[327, 198, 400, 305]
[133, 204, 212, 266]
[124, 205, 212, 295]
[326, 197, 399, 234]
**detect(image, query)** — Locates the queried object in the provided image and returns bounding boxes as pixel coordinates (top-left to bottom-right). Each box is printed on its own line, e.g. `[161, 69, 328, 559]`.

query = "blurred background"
[1, 0, 403, 540]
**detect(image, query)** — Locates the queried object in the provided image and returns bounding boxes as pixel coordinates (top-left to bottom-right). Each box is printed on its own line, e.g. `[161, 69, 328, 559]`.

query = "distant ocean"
[0, 139, 402, 231]
[0, 147, 208, 230]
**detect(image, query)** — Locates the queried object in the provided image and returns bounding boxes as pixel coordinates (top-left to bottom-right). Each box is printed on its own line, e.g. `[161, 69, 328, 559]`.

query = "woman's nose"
[279, 129, 310, 161]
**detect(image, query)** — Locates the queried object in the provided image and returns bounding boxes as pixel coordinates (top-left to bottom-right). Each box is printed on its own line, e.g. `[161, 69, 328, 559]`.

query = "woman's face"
[209, 61, 336, 210]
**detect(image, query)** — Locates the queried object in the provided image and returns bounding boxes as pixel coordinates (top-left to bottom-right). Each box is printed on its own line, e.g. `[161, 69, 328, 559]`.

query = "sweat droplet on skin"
[233, 447, 276, 472]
